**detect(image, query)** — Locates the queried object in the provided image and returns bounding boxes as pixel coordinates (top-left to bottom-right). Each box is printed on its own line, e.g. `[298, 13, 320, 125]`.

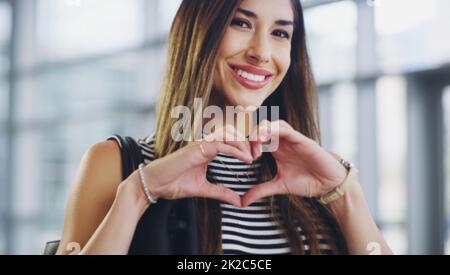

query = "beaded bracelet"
[138, 163, 158, 204]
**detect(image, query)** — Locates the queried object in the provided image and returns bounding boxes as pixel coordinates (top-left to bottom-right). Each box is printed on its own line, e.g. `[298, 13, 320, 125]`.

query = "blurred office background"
[0, 0, 449, 254]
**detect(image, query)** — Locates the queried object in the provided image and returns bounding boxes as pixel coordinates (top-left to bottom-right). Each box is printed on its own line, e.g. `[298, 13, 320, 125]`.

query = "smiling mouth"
[228, 64, 274, 90]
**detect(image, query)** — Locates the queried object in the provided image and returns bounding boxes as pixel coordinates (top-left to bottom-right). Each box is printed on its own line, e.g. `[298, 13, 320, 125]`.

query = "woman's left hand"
[242, 120, 350, 207]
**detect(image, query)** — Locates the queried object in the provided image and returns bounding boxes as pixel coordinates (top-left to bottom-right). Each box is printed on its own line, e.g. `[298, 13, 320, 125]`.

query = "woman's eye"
[231, 18, 251, 29]
[231, 18, 290, 40]
[273, 30, 290, 40]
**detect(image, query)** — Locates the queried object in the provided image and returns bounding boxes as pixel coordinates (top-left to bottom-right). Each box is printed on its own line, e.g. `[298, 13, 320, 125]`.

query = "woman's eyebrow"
[237, 7, 294, 27]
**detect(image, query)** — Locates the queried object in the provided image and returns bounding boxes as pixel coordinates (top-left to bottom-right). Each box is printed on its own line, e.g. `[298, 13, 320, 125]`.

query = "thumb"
[241, 175, 286, 207]
[198, 182, 243, 207]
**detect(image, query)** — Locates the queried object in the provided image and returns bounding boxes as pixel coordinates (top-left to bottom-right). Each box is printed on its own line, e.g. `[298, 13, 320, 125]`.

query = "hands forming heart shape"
[141, 120, 349, 208]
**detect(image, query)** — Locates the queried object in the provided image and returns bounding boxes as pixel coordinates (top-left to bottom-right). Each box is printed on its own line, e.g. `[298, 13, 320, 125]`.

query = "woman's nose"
[245, 33, 271, 65]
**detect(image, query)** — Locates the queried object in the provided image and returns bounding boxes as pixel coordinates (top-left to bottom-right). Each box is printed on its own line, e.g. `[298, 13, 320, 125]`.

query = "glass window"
[0, 1, 9, 253]
[318, 82, 357, 170]
[10, 49, 163, 254]
[5, 0, 172, 254]
[14, 49, 164, 125]
[330, 82, 357, 162]
[36, 0, 146, 60]
[0, 229, 4, 255]
[375, 0, 450, 72]
[0, 1, 11, 76]
[376, 76, 408, 254]
[11, 112, 155, 254]
[0, 81, 7, 255]
[10, 0, 169, 253]
[304, 1, 357, 84]
[0, 81, 7, 123]
[0, 133, 6, 254]
[0, 2, 11, 44]
[157, 0, 182, 34]
[444, 87, 450, 254]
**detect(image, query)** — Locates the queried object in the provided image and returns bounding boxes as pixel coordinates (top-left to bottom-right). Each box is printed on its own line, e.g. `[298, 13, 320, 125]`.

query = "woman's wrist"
[116, 171, 150, 218]
[326, 181, 365, 222]
[319, 163, 358, 204]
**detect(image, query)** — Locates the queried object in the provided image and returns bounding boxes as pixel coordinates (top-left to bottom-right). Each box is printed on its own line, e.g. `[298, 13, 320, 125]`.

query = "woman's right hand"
[137, 126, 253, 207]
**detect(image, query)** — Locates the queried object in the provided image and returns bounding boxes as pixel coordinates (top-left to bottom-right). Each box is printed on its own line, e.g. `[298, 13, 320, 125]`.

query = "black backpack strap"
[108, 135, 173, 255]
[108, 135, 199, 255]
[115, 135, 199, 255]
[107, 135, 144, 179]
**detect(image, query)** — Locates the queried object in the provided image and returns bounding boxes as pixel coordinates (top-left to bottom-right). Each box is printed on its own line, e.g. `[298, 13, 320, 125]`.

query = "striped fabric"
[136, 135, 334, 255]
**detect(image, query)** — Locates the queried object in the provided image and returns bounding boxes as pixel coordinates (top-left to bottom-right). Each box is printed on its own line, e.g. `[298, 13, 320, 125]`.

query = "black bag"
[43, 135, 199, 255]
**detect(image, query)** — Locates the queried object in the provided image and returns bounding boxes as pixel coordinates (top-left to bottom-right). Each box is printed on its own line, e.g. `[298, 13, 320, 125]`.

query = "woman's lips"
[228, 65, 273, 90]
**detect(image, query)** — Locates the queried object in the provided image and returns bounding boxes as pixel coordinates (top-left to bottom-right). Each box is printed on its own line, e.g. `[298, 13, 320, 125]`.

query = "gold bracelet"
[318, 159, 358, 205]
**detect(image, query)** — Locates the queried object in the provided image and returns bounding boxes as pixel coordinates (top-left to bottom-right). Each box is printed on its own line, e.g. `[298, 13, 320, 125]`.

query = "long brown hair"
[154, 0, 348, 254]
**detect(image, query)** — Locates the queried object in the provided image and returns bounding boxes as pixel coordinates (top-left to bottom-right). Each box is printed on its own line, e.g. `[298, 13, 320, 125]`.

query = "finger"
[249, 120, 271, 142]
[250, 143, 262, 160]
[265, 120, 309, 145]
[205, 127, 249, 155]
[206, 127, 253, 163]
[241, 176, 287, 207]
[223, 127, 253, 161]
[249, 141, 262, 160]
[248, 123, 260, 159]
[253, 121, 312, 153]
[327, 150, 343, 161]
[249, 120, 271, 159]
[197, 131, 253, 164]
[252, 120, 306, 145]
[214, 141, 253, 164]
[224, 124, 247, 142]
[197, 140, 252, 164]
[199, 183, 242, 207]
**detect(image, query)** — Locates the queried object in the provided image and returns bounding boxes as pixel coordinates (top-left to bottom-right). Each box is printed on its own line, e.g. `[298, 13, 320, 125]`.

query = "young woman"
[56, 0, 392, 255]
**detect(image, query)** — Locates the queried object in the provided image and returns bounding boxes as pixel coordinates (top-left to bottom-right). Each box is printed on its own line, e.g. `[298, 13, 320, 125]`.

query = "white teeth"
[235, 69, 266, 82]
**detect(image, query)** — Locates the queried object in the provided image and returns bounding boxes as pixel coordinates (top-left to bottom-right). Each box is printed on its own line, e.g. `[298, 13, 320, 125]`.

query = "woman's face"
[213, 0, 294, 109]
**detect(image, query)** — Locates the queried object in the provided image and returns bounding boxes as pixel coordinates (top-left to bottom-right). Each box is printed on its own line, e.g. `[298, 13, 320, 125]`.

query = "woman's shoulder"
[80, 140, 123, 184]
[69, 133, 156, 195]
[81, 133, 156, 173]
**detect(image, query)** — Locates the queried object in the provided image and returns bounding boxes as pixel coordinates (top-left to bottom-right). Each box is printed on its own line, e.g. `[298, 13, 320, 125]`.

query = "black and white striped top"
[136, 134, 334, 255]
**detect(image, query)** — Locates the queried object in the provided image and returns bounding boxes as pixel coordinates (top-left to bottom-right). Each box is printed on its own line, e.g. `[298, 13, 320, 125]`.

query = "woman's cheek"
[223, 31, 250, 53]
[278, 51, 291, 76]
